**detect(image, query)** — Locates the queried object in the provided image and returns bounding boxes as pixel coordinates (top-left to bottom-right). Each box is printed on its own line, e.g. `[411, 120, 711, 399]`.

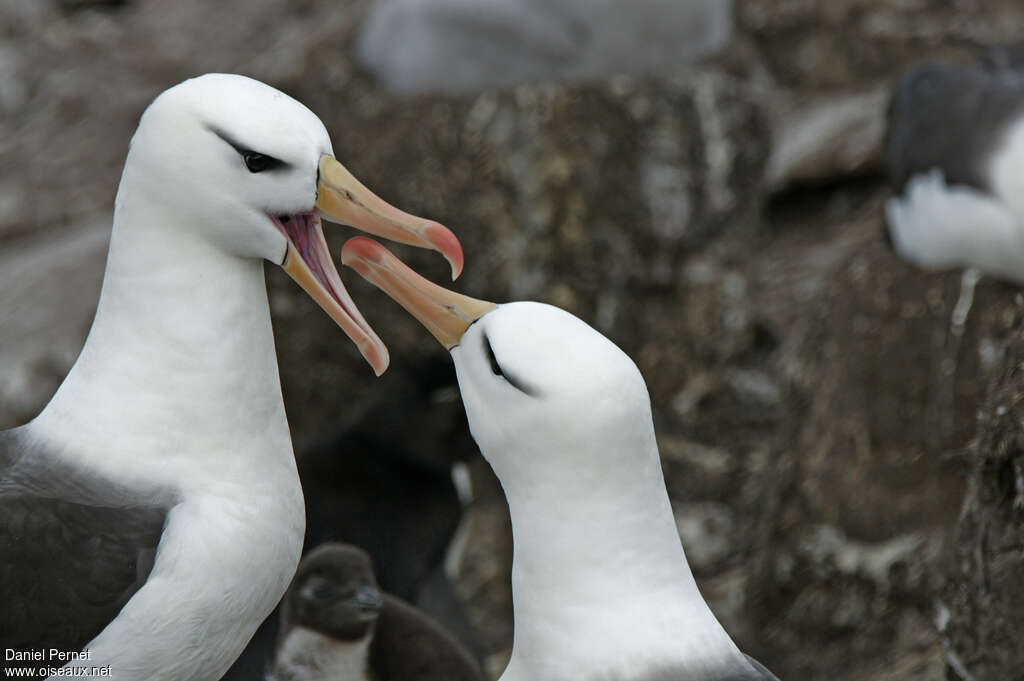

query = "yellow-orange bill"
[340, 237, 496, 350]
[317, 156, 464, 279]
[280, 224, 388, 375]
[273, 156, 464, 376]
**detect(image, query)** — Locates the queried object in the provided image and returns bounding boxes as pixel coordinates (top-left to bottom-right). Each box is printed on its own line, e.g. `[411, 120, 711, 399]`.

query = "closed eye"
[484, 333, 503, 377]
[483, 334, 539, 396]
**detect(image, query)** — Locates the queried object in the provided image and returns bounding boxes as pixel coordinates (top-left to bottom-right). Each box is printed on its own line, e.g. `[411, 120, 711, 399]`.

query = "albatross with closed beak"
[0, 73, 462, 681]
[340, 238, 779, 681]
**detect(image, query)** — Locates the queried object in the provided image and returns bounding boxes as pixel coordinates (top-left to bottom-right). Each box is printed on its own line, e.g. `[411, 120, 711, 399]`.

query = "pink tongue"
[298, 214, 377, 334]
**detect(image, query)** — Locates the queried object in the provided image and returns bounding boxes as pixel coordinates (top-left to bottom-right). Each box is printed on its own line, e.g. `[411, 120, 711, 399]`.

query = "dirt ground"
[4, 1, 1024, 679]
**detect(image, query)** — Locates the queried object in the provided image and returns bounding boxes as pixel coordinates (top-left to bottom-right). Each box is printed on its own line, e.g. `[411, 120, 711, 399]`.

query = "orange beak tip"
[341, 236, 385, 268]
[425, 222, 464, 280]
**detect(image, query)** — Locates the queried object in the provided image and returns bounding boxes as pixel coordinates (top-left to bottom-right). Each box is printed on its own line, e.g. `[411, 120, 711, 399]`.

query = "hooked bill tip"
[341, 236, 388, 267]
[425, 222, 464, 280]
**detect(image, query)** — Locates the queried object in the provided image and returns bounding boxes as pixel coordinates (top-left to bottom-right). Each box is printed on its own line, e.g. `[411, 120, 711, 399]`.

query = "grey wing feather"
[0, 427, 167, 667]
[887, 62, 1024, 192]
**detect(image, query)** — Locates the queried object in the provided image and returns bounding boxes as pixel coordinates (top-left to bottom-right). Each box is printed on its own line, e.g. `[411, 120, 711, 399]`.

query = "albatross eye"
[242, 151, 283, 173]
[207, 126, 287, 173]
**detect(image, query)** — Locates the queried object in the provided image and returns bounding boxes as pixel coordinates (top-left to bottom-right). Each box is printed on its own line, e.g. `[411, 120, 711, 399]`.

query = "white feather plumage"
[886, 116, 1024, 283]
[452, 302, 760, 681]
[23, 74, 337, 680]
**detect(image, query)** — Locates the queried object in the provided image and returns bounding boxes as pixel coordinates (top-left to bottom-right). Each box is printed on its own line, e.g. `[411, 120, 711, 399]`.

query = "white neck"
[35, 169, 294, 498]
[498, 438, 749, 681]
[33, 174, 305, 681]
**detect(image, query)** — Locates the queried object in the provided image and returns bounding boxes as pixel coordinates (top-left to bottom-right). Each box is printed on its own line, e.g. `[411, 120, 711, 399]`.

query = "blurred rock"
[0, 0, 59, 36]
[981, 42, 1024, 73]
[0, 46, 27, 114]
[797, 524, 935, 588]
[58, 0, 130, 11]
[725, 367, 783, 407]
[447, 458, 514, 679]
[355, 0, 733, 95]
[0, 217, 108, 428]
[674, 501, 736, 572]
[942, 317, 1024, 681]
[765, 89, 888, 192]
[738, 0, 1024, 90]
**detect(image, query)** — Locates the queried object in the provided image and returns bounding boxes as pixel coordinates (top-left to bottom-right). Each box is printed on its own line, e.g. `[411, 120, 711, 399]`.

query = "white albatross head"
[337, 237, 656, 486]
[451, 302, 654, 488]
[119, 74, 463, 375]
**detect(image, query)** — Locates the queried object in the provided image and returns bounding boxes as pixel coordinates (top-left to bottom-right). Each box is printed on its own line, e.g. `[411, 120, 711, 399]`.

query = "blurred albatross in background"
[0, 73, 462, 680]
[355, 0, 733, 95]
[885, 60, 1024, 284]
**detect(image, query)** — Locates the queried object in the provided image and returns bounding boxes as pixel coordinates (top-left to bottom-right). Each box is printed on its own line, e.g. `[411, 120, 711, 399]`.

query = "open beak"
[340, 237, 496, 349]
[275, 155, 464, 376]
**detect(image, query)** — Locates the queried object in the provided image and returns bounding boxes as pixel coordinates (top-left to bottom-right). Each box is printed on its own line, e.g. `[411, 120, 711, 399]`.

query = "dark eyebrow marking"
[207, 126, 248, 154]
[206, 125, 290, 171]
[483, 333, 540, 397]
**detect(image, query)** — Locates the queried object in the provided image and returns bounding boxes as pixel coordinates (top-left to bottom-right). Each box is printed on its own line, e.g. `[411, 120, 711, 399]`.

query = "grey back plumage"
[887, 61, 1024, 192]
[0, 427, 168, 670]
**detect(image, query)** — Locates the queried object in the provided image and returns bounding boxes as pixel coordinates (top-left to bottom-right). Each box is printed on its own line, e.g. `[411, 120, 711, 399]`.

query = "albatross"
[885, 60, 1024, 283]
[0, 73, 462, 680]
[340, 237, 779, 681]
[355, 0, 733, 95]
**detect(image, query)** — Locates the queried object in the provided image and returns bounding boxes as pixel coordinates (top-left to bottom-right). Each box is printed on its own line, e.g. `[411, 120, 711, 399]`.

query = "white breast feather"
[885, 169, 1024, 282]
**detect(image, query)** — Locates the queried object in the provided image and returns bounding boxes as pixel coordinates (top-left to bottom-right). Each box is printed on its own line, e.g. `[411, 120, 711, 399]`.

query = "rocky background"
[3, 1, 1024, 680]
